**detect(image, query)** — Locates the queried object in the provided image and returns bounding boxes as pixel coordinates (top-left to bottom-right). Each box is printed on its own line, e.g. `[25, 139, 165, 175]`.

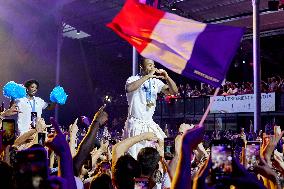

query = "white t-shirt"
[126, 76, 165, 121]
[16, 96, 48, 135]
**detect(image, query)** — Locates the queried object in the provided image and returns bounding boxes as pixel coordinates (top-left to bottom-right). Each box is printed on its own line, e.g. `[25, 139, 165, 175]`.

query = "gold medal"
[146, 101, 154, 108]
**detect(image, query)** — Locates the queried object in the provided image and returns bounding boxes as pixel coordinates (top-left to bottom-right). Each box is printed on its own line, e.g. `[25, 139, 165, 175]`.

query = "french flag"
[107, 0, 245, 87]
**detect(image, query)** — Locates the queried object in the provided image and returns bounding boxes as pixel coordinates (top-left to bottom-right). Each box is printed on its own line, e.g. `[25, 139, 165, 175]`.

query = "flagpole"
[252, 0, 261, 132]
[198, 87, 220, 126]
[132, 48, 138, 76]
[55, 17, 63, 122]
[133, 0, 159, 76]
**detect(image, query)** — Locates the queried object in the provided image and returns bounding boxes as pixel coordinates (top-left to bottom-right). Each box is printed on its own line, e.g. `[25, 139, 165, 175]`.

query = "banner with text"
[210, 93, 275, 113]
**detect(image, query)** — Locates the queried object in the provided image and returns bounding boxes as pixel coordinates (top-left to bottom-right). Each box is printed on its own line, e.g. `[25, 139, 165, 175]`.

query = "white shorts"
[124, 117, 166, 158]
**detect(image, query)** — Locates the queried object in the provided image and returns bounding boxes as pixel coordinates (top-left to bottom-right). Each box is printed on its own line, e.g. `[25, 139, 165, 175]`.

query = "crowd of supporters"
[104, 76, 284, 106]
[0, 103, 284, 189]
[173, 76, 284, 98]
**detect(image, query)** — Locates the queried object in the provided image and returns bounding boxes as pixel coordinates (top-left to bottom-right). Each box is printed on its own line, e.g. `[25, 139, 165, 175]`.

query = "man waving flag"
[107, 0, 245, 87]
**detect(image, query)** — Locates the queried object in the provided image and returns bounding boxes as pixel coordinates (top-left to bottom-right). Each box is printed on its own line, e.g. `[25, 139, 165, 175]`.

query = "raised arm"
[69, 118, 79, 157]
[14, 118, 48, 148]
[73, 106, 108, 176]
[13, 129, 36, 147]
[46, 117, 77, 189]
[90, 140, 109, 170]
[168, 124, 195, 178]
[112, 132, 157, 165]
[171, 126, 204, 189]
[0, 103, 20, 118]
[168, 134, 182, 179]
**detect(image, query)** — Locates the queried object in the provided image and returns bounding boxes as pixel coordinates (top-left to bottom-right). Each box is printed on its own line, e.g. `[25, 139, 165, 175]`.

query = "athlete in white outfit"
[124, 58, 178, 158]
[15, 79, 56, 135]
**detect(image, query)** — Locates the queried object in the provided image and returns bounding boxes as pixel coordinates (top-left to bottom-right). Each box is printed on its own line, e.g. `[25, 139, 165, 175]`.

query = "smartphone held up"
[245, 141, 261, 170]
[2, 119, 16, 145]
[164, 137, 175, 160]
[210, 140, 233, 180]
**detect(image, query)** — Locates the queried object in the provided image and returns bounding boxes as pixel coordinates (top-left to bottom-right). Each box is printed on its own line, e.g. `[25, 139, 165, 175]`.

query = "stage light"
[104, 95, 112, 103]
[242, 60, 246, 64]
[171, 4, 177, 10]
[76, 30, 80, 35]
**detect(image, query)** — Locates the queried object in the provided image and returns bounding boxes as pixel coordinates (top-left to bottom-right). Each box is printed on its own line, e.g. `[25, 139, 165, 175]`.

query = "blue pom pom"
[50, 86, 68, 105]
[3, 81, 27, 100]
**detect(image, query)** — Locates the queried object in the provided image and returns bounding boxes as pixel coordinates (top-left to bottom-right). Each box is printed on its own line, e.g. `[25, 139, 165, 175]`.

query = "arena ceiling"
[59, 0, 284, 45]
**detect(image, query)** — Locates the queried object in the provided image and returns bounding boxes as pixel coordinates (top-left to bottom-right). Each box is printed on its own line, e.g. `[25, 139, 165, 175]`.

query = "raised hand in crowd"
[112, 132, 158, 165]
[90, 147, 101, 170]
[167, 124, 190, 178]
[45, 117, 77, 189]
[69, 118, 79, 135]
[192, 159, 214, 189]
[0, 103, 20, 118]
[171, 125, 204, 189]
[69, 118, 79, 157]
[155, 138, 164, 157]
[262, 126, 284, 166]
[90, 140, 110, 169]
[13, 118, 48, 150]
[13, 130, 36, 150]
[100, 139, 110, 152]
[253, 158, 281, 189]
[73, 105, 108, 176]
[273, 150, 284, 176]
[36, 117, 49, 133]
[93, 104, 108, 125]
[220, 158, 266, 189]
